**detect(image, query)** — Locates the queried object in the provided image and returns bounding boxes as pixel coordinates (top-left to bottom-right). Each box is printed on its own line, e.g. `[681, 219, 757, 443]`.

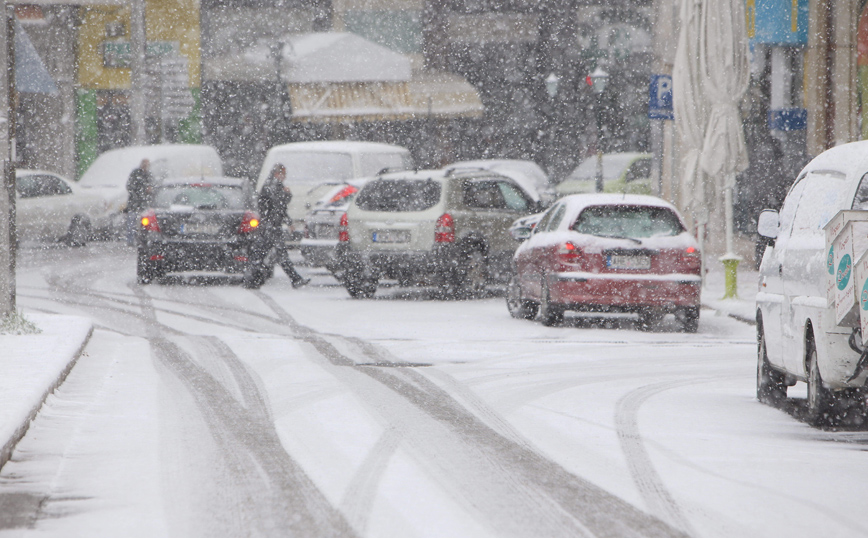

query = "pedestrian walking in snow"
[253, 164, 309, 288]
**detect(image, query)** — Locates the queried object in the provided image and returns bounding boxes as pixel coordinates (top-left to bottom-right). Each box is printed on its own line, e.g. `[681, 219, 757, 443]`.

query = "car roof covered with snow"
[795, 139, 868, 181]
[549, 193, 685, 229]
[265, 141, 411, 155]
[78, 144, 223, 189]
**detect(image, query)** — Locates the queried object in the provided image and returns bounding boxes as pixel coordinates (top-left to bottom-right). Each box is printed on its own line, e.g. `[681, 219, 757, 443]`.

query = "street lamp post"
[545, 73, 559, 175]
[587, 67, 609, 193]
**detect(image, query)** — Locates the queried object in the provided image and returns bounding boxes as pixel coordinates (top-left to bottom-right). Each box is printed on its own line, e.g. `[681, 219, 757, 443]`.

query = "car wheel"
[676, 306, 700, 333]
[345, 274, 378, 299]
[538, 283, 564, 326]
[806, 341, 835, 426]
[64, 216, 91, 247]
[242, 265, 266, 289]
[461, 250, 488, 295]
[506, 274, 538, 320]
[638, 309, 664, 332]
[756, 321, 787, 405]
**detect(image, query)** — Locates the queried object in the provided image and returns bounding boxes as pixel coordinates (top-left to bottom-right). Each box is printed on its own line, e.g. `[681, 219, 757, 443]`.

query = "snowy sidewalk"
[0, 314, 93, 469]
[702, 264, 758, 325]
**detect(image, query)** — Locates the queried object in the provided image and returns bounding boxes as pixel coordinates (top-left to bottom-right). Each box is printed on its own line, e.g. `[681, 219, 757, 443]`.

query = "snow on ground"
[3, 245, 867, 538]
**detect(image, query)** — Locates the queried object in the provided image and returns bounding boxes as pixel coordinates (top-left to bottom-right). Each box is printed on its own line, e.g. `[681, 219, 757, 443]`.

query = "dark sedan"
[136, 177, 262, 285]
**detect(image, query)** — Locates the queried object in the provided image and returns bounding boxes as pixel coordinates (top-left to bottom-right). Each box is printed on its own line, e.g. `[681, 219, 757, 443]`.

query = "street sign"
[648, 74, 673, 120]
[144, 55, 194, 122]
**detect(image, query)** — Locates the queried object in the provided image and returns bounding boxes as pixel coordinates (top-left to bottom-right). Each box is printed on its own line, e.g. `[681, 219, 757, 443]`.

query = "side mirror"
[757, 209, 779, 239]
[510, 226, 533, 241]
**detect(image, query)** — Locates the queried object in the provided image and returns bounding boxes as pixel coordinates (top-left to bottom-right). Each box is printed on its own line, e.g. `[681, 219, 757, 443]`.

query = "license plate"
[372, 230, 410, 243]
[607, 255, 651, 270]
[181, 223, 219, 235]
[313, 224, 336, 239]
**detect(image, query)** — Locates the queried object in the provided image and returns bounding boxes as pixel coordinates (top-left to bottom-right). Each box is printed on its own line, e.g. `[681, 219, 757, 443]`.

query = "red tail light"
[557, 242, 583, 262]
[435, 213, 455, 243]
[338, 212, 349, 242]
[140, 210, 160, 232]
[238, 211, 260, 234]
[680, 246, 702, 273]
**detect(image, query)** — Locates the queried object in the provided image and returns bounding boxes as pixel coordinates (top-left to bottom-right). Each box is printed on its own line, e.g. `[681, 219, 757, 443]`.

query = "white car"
[756, 139, 868, 425]
[15, 169, 110, 245]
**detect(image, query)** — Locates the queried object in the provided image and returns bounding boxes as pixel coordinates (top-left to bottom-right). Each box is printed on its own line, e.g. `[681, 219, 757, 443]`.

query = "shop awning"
[205, 32, 484, 121]
[288, 72, 483, 123]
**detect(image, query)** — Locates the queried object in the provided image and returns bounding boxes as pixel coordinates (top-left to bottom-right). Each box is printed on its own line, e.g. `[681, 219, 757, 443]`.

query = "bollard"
[720, 254, 742, 299]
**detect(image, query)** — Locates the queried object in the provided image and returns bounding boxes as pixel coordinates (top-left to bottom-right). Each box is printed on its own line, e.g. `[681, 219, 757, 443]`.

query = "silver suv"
[337, 169, 540, 298]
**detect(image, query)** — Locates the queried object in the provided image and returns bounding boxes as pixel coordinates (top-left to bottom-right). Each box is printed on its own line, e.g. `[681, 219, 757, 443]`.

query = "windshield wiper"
[595, 234, 643, 244]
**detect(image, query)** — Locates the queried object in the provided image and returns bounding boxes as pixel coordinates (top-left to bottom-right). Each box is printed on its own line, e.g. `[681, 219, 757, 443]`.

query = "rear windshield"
[153, 185, 249, 210]
[572, 205, 684, 238]
[278, 153, 354, 182]
[355, 179, 442, 212]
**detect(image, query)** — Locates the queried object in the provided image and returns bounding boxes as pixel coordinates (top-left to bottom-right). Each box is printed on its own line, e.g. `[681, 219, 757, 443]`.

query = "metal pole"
[0, 6, 14, 317]
[595, 95, 603, 192]
[130, 0, 146, 145]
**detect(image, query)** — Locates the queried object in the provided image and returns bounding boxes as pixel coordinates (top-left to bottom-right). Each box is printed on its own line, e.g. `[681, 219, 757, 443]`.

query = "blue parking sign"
[649, 75, 673, 120]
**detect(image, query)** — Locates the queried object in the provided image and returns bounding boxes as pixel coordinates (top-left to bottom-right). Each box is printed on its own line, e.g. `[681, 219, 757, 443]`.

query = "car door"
[779, 171, 853, 373]
[16, 173, 75, 241]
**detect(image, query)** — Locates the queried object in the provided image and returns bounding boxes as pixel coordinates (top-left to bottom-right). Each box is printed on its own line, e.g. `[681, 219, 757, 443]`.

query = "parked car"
[755, 140, 868, 425]
[255, 141, 413, 243]
[300, 180, 366, 272]
[135, 176, 262, 286]
[508, 194, 701, 330]
[337, 168, 541, 298]
[556, 152, 652, 196]
[444, 159, 555, 206]
[77, 144, 223, 237]
[15, 169, 110, 246]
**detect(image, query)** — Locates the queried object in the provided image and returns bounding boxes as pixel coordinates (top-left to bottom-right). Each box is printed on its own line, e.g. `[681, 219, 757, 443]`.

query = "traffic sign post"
[648, 74, 673, 120]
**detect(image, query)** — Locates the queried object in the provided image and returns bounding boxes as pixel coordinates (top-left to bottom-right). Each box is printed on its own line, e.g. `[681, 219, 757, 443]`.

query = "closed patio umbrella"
[698, 0, 750, 297]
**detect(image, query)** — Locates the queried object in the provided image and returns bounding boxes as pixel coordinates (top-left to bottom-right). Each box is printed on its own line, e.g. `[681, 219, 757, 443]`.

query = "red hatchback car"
[507, 194, 702, 331]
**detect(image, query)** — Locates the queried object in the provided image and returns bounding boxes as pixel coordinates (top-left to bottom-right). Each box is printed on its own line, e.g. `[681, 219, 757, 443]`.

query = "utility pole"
[0, 6, 15, 318]
[130, 0, 146, 144]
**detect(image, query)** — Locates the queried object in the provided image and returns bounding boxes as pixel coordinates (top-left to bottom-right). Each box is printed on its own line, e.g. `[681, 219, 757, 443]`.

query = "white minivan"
[756, 140, 868, 424]
[255, 141, 413, 242]
[78, 144, 223, 236]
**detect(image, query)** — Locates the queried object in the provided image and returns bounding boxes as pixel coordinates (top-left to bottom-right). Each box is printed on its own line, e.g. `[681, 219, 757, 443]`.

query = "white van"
[255, 141, 413, 241]
[78, 144, 223, 235]
[756, 140, 868, 424]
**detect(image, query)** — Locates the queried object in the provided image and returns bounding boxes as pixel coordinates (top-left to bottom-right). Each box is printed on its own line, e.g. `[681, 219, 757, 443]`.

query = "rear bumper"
[550, 271, 701, 310]
[338, 244, 461, 281]
[140, 239, 254, 273]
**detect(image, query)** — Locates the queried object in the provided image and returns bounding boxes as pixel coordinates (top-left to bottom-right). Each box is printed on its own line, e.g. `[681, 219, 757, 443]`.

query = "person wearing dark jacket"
[126, 159, 155, 244]
[254, 164, 309, 288]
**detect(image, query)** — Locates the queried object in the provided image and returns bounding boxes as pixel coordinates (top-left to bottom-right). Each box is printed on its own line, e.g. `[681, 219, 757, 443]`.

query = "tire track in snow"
[255, 290, 687, 538]
[129, 286, 357, 537]
[614, 379, 708, 536]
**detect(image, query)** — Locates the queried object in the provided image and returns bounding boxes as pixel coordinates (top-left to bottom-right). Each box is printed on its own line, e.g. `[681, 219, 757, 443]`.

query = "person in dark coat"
[126, 159, 155, 244]
[254, 164, 309, 288]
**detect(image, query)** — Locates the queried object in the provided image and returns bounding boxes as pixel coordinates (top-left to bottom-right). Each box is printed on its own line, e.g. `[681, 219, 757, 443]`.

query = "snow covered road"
[2, 242, 867, 537]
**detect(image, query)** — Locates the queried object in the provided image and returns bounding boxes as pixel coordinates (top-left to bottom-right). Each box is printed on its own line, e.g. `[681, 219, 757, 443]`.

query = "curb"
[0, 325, 94, 471]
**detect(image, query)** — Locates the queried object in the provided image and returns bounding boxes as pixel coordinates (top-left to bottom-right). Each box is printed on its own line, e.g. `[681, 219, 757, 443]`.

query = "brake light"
[238, 211, 260, 234]
[685, 246, 699, 256]
[140, 210, 160, 232]
[557, 242, 582, 262]
[329, 185, 359, 204]
[435, 213, 455, 243]
[339, 212, 349, 242]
